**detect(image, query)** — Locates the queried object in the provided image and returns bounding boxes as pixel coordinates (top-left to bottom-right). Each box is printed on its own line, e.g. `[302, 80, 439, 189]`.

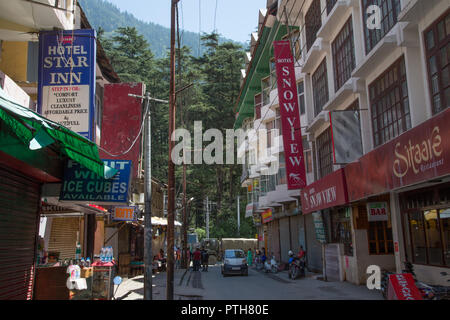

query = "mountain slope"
[78, 0, 243, 58]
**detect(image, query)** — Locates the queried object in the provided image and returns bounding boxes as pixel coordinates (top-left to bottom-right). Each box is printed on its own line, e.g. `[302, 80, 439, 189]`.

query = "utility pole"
[129, 92, 168, 301]
[167, 0, 180, 301]
[237, 195, 240, 237]
[206, 196, 209, 239]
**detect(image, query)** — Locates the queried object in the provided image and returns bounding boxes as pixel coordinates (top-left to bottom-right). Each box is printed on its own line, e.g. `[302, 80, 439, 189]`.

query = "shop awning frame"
[0, 87, 117, 179]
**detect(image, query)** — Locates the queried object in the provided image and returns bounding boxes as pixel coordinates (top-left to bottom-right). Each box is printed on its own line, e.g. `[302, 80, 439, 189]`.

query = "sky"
[105, 0, 268, 43]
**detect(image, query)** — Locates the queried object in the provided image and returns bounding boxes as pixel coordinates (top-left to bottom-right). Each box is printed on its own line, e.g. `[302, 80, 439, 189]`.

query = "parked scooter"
[264, 255, 278, 273]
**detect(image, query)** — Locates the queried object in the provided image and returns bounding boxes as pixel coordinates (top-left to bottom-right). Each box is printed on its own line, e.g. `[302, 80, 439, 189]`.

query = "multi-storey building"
[235, 0, 449, 285]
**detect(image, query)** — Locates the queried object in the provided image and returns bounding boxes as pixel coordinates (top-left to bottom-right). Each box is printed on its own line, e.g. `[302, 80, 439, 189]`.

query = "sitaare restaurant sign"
[301, 169, 349, 215]
[60, 159, 132, 205]
[273, 40, 307, 190]
[38, 29, 96, 141]
[345, 108, 450, 201]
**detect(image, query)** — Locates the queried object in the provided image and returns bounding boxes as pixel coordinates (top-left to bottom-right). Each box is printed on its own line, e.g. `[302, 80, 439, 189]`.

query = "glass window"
[424, 11, 449, 115]
[409, 211, 427, 264]
[262, 77, 271, 106]
[424, 210, 444, 265]
[225, 250, 245, 258]
[297, 81, 306, 115]
[305, 0, 322, 52]
[332, 17, 356, 91]
[440, 208, 450, 266]
[316, 127, 333, 179]
[369, 56, 410, 147]
[362, 0, 401, 54]
[312, 58, 330, 117]
[368, 221, 394, 255]
[255, 93, 262, 120]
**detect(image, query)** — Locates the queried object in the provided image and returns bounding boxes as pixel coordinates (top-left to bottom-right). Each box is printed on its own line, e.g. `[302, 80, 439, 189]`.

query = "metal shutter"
[47, 217, 81, 260]
[279, 217, 291, 263]
[0, 166, 40, 300]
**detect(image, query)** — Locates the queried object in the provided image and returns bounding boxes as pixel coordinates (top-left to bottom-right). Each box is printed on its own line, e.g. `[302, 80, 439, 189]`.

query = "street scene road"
[114, 265, 382, 300]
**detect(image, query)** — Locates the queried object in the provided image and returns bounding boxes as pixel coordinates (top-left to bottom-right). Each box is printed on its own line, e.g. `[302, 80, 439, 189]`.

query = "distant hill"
[78, 0, 245, 58]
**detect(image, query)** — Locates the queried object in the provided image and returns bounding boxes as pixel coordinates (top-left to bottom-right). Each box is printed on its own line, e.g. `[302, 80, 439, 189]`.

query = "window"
[297, 81, 306, 115]
[331, 208, 353, 256]
[305, 0, 322, 52]
[369, 56, 411, 147]
[368, 221, 394, 255]
[255, 93, 262, 120]
[312, 58, 330, 117]
[326, 0, 338, 15]
[408, 209, 450, 266]
[262, 77, 271, 106]
[303, 137, 313, 174]
[424, 10, 450, 115]
[284, 30, 302, 61]
[332, 17, 356, 91]
[362, 0, 401, 54]
[277, 153, 287, 185]
[316, 127, 333, 179]
[270, 59, 277, 90]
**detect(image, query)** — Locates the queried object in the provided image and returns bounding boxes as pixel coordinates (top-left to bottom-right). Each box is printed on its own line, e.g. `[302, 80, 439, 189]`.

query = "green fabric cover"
[0, 87, 117, 179]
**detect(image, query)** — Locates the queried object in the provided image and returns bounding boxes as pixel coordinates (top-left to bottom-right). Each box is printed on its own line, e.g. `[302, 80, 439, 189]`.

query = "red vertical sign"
[99, 83, 145, 178]
[273, 41, 306, 190]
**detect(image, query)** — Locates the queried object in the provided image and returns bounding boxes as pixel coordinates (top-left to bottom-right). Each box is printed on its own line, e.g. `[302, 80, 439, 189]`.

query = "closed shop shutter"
[279, 217, 290, 263]
[289, 215, 300, 254]
[305, 214, 323, 273]
[47, 217, 81, 260]
[0, 166, 40, 300]
[269, 219, 281, 261]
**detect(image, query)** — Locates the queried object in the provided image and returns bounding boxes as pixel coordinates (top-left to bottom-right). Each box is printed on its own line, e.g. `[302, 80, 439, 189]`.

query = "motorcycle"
[289, 257, 306, 279]
[264, 256, 278, 273]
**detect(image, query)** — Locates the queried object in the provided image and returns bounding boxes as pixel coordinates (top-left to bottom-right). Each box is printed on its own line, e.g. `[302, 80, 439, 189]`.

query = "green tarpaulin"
[0, 87, 117, 179]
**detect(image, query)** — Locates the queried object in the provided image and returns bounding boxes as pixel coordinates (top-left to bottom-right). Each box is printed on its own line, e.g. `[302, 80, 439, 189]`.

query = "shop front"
[345, 108, 450, 286]
[301, 169, 350, 278]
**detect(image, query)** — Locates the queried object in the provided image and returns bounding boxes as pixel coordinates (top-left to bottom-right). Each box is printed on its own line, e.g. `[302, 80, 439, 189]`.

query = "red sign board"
[99, 83, 145, 178]
[273, 41, 307, 190]
[388, 273, 422, 300]
[261, 208, 274, 224]
[345, 108, 450, 201]
[300, 169, 349, 215]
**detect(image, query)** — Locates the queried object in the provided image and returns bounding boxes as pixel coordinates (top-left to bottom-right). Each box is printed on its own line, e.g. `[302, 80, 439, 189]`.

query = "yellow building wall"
[0, 41, 28, 82]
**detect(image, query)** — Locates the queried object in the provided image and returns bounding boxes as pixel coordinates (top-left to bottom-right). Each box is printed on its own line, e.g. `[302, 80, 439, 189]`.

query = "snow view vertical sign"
[38, 30, 96, 141]
[273, 40, 306, 190]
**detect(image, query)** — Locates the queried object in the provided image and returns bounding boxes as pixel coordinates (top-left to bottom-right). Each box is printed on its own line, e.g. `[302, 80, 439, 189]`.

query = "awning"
[0, 87, 117, 179]
[138, 216, 182, 227]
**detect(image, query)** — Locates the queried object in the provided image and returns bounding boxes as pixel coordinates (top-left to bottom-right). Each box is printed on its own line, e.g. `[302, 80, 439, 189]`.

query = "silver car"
[221, 249, 248, 276]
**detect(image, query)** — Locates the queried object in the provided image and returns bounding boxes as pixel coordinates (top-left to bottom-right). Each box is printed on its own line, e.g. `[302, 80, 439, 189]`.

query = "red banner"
[345, 108, 450, 201]
[261, 208, 274, 224]
[300, 169, 349, 215]
[388, 274, 422, 300]
[99, 83, 145, 178]
[273, 41, 307, 190]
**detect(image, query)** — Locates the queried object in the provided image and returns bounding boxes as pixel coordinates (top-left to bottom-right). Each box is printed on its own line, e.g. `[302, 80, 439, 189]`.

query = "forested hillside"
[78, 0, 243, 58]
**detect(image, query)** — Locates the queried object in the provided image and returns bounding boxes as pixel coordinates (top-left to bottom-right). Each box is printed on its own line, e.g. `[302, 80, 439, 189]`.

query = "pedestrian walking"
[201, 248, 209, 272]
[193, 247, 202, 271]
[247, 248, 253, 266]
[175, 247, 181, 269]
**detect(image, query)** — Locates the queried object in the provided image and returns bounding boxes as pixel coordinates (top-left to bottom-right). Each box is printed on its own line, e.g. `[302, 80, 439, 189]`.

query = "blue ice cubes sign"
[60, 159, 132, 205]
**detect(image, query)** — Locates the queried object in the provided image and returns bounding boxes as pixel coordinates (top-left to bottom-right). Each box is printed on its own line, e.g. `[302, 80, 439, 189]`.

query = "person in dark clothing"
[193, 248, 202, 271]
[201, 248, 209, 271]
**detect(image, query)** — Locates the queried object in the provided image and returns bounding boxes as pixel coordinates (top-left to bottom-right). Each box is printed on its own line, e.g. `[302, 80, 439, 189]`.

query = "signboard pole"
[237, 196, 240, 237]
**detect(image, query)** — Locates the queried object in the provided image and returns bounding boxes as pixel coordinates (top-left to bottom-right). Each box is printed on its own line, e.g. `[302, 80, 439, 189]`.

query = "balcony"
[0, 0, 76, 41]
[323, 77, 365, 111]
[317, 0, 357, 42]
[306, 110, 330, 134]
[398, 0, 442, 23]
[352, 22, 410, 79]
[301, 38, 330, 74]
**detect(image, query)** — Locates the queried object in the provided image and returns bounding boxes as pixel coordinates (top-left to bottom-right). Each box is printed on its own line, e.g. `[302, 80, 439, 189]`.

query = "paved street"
[114, 264, 383, 300]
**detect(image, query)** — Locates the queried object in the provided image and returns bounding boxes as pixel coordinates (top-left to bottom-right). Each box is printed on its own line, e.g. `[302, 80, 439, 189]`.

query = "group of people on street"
[192, 247, 209, 271]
